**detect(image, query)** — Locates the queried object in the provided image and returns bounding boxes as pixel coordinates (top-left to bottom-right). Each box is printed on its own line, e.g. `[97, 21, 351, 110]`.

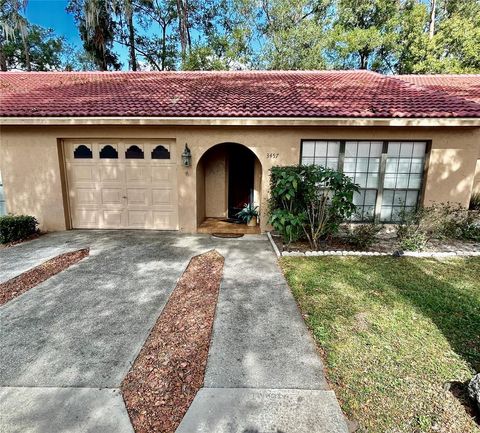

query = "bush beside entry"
[0, 215, 39, 244]
[269, 165, 358, 249]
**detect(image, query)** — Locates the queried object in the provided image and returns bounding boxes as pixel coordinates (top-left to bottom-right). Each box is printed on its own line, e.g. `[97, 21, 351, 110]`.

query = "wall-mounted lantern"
[181, 143, 192, 167]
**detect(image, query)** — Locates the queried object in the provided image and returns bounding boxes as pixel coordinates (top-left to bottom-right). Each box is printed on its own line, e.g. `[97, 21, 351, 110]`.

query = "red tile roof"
[1, 70, 479, 118]
[397, 74, 480, 104]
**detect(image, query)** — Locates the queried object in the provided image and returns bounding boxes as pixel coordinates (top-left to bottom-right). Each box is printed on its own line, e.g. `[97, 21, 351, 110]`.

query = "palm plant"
[236, 203, 259, 224]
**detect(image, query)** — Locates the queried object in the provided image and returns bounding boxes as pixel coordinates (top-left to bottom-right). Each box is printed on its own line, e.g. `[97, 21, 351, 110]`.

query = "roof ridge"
[399, 73, 480, 78]
[0, 69, 379, 76]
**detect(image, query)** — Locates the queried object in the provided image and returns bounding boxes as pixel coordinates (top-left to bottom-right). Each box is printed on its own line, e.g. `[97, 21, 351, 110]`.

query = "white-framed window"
[300, 139, 428, 222]
[344, 141, 383, 221]
[0, 170, 6, 216]
[380, 141, 426, 222]
[301, 140, 341, 170]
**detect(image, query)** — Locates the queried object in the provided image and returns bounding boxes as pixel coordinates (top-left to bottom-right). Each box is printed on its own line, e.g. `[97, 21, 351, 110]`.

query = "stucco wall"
[195, 158, 205, 226]
[423, 128, 480, 205]
[474, 160, 480, 195]
[0, 129, 67, 231]
[0, 124, 478, 233]
[203, 146, 228, 218]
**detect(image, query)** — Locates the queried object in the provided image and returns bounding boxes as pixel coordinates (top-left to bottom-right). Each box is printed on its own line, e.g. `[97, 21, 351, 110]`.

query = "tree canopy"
[1, 0, 479, 72]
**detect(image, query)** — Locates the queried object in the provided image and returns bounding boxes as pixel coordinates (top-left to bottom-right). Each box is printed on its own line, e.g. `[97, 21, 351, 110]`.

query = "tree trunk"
[161, 24, 167, 70]
[0, 37, 7, 71]
[359, 51, 367, 69]
[429, 0, 436, 39]
[127, 4, 137, 71]
[100, 42, 108, 71]
[184, 0, 191, 50]
[176, 0, 187, 59]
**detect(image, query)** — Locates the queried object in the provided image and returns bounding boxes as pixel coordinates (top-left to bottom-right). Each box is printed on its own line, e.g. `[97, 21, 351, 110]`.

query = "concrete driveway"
[0, 231, 347, 433]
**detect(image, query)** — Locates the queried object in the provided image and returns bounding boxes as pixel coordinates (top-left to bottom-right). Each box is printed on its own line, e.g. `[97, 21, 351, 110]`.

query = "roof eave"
[0, 116, 479, 127]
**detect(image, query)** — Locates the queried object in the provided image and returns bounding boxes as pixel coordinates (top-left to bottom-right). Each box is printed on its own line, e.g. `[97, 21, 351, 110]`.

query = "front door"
[228, 144, 254, 218]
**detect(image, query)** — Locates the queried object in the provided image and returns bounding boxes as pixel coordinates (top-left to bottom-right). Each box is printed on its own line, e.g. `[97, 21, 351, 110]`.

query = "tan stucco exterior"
[473, 159, 480, 195]
[0, 124, 479, 232]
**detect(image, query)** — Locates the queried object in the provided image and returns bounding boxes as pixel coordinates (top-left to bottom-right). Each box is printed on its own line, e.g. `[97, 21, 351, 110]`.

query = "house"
[0, 70, 479, 234]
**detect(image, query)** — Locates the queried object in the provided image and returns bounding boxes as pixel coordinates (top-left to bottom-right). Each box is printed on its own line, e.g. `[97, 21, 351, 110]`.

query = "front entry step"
[176, 387, 349, 433]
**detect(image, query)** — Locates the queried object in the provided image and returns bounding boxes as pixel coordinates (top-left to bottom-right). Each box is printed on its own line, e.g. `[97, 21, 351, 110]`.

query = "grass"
[281, 256, 480, 433]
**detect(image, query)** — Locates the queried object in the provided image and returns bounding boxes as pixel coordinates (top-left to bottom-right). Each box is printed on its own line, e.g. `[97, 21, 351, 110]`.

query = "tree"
[175, 0, 252, 70]
[2, 24, 65, 71]
[113, 0, 138, 70]
[67, 0, 121, 70]
[415, 12, 480, 73]
[59, 0, 480, 73]
[176, 0, 191, 60]
[262, 0, 330, 69]
[327, 0, 400, 71]
[0, 0, 31, 71]
[61, 43, 100, 71]
[399, 0, 480, 73]
[135, 0, 178, 70]
[238, 0, 330, 70]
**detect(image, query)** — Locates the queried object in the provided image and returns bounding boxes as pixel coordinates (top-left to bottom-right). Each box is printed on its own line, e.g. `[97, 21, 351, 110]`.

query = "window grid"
[300, 139, 428, 223]
[301, 140, 340, 170]
[352, 189, 378, 221]
[381, 142, 426, 222]
[343, 141, 382, 222]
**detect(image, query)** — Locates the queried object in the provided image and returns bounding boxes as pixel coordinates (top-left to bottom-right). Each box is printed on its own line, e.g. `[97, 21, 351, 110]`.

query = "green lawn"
[281, 256, 480, 433]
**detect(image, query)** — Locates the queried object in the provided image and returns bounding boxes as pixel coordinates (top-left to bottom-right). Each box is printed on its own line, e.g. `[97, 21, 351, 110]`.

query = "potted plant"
[236, 203, 259, 227]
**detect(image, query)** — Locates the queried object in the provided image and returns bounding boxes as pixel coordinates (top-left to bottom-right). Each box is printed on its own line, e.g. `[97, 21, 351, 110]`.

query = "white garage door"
[64, 139, 178, 230]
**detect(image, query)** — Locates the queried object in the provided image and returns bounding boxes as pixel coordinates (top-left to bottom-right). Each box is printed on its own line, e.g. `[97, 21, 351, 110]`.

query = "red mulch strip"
[0, 248, 89, 306]
[121, 250, 225, 433]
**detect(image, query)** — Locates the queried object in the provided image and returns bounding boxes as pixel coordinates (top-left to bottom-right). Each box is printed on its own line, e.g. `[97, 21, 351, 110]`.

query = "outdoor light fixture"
[181, 143, 192, 167]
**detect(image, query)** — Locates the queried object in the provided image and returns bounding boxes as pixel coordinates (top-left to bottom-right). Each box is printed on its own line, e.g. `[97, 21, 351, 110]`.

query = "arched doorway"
[196, 142, 262, 233]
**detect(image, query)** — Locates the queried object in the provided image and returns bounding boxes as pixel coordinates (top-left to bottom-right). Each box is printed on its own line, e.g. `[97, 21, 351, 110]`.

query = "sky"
[25, 0, 130, 67]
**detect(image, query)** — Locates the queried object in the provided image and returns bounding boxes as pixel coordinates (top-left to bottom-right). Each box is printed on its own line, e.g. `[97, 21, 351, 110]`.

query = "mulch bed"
[121, 250, 225, 433]
[0, 248, 90, 306]
[273, 232, 480, 254]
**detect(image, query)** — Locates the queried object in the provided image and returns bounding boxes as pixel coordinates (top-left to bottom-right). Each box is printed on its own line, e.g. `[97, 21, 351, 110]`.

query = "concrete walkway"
[177, 236, 348, 433]
[0, 231, 347, 433]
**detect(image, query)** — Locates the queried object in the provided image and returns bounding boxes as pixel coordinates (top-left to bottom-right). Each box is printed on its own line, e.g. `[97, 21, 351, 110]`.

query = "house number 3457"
[267, 153, 279, 159]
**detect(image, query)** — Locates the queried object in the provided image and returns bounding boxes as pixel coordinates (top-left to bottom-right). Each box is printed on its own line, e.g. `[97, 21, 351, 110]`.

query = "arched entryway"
[196, 142, 262, 234]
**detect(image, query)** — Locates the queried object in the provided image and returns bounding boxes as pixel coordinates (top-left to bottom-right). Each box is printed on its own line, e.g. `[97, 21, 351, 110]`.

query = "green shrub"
[269, 165, 358, 249]
[0, 214, 39, 244]
[455, 211, 480, 242]
[398, 229, 429, 251]
[430, 203, 480, 242]
[268, 166, 307, 245]
[396, 203, 480, 250]
[348, 222, 383, 250]
[396, 207, 440, 251]
[470, 192, 480, 211]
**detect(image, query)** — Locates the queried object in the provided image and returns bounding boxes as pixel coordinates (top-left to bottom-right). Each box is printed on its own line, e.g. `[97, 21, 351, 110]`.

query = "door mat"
[211, 233, 244, 238]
